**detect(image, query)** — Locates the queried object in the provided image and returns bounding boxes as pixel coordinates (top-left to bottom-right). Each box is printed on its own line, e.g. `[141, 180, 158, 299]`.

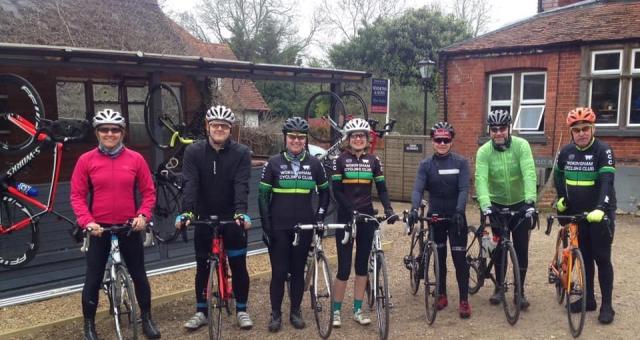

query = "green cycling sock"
[333, 301, 342, 312]
[354, 299, 363, 311]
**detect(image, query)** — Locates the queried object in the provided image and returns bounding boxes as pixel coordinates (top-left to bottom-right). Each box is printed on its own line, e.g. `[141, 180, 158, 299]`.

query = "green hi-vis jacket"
[475, 136, 537, 210]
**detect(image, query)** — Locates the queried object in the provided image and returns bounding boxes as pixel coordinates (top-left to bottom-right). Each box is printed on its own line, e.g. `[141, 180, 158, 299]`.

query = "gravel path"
[3, 202, 640, 339]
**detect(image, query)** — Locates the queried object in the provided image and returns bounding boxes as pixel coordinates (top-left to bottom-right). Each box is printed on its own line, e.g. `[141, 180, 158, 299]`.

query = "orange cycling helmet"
[566, 107, 596, 126]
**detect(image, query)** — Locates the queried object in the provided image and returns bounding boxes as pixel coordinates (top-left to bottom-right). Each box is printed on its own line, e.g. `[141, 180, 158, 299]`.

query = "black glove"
[522, 201, 536, 218]
[315, 210, 326, 224]
[385, 208, 398, 224]
[407, 209, 419, 226]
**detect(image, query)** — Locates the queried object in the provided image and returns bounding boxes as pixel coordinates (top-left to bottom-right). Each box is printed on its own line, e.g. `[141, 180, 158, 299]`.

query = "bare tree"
[319, 0, 407, 42]
[451, 0, 492, 37]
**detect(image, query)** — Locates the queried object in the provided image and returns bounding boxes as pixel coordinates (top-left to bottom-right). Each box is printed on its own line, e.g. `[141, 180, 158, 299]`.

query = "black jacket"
[411, 152, 470, 215]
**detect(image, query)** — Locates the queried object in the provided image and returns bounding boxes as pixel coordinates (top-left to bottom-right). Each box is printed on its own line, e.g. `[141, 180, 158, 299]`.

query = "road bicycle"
[188, 216, 239, 340]
[402, 204, 445, 325]
[303, 90, 368, 144]
[81, 222, 140, 340]
[1, 75, 88, 268]
[292, 221, 349, 339]
[466, 208, 536, 325]
[348, 211, 398, 340]
[545, 214, 588, 338]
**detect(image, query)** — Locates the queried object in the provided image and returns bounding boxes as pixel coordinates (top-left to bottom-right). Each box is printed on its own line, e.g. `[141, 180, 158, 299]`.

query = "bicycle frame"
[210, 227, 233, 303]
[1, 114, 75, 235]
[545, 215, 583, 290]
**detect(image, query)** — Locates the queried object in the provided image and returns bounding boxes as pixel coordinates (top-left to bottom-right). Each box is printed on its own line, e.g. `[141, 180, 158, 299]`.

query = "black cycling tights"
[82, 230, 151, 319]
[491, 202, 531, 294]
[335, 220, 375, 280]
[194, 223, 249, 315]
[268, 229, 313, 313]
[433, 220, 469, 301]
[579, 217, 615, 306]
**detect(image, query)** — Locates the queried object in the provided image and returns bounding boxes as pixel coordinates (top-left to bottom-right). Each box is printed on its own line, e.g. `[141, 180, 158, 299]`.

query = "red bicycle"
[1, 74, 87, 267]
[189, 216, 237, 340]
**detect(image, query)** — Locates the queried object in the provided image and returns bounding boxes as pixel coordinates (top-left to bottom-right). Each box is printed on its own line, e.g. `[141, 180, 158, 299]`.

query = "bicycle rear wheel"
[310, 252, 334, 339]
[144, 83, 184, 149]
[151, 177, 182, 243]
[113, 265, 138, 340]
[0, 74, 45, 153]
[0, 195, 39, 267]
[554, 229, 566, 304]
[501, 242, 522, 325]
[371, 252, 390, 340]
[424, 242, 439, 325]
[333, 90, 368, 126]
[567, 248, 586, 338]
[466, 226, 484, 294]
[303, 91, 346, 143]
[207, 258, 223, 340]
[407, 227, 423, 295]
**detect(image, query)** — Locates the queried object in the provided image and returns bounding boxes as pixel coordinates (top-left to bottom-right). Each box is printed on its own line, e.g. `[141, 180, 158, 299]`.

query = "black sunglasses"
[97, 127, 123, 134]
[433, 138, 452, 145]
[490, 126, 508, 133]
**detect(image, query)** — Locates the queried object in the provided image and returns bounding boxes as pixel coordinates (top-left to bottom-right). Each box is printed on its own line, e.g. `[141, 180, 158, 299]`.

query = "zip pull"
[214, 160, 217, 175]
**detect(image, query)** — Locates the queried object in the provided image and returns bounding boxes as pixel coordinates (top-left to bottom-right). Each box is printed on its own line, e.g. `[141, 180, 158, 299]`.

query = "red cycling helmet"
[566, 107, 596, 127]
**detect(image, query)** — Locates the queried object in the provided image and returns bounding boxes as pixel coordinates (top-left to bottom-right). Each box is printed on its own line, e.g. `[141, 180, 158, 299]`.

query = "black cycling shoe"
[519, 295, 530, 310]
[598, 304, 615, 324]
[569, 298, 597, 313]
[268, 311, 282, 332]
[84, 318, 99, 340]
[141, 312, 162, 339]
[290, 309, 306, 329]
[489, 289, 503, 305]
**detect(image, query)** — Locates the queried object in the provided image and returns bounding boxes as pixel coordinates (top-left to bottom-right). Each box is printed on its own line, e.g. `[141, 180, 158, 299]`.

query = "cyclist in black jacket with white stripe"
[176, 105, 254, 330]
[408, 122, 472, 318]
[258, 117, 329, 332]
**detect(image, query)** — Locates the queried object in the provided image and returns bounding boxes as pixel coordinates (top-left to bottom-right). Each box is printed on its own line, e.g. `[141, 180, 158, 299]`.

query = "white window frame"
[588, 78, 622, 127]
[632, 48, 640, 73]
[513, 72, 547, 133]
[627, 50, 640, 126]
[591, 50, 623, 75]
[514, 105, 546, 132]
[487, 73, 513, 117]
[627, 79, 640, 127]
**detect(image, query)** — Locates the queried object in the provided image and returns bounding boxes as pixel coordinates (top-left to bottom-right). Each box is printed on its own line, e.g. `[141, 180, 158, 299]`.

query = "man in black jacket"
[176, 105, 254, 330]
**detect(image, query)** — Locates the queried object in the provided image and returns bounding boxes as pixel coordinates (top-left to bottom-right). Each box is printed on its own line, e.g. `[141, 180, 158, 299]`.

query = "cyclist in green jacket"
[475, 109, 537, 310]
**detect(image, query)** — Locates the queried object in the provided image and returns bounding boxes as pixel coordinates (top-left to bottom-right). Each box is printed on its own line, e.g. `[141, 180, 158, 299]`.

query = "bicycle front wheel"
[407, 227, 423, 295]
[424, 242, 440, 325]
[466, 226, 484, 295]
[554, 229, 566, 304]
[303, 91, 346, 143]
[207, 259, 223, 340]
[501, 242, 522, 325]
[151, 178, 182, 243]
[371, 252, 390, 340]
[310, 252, 334, 339]
[144, 83, 184, 149]
[567, 248, 587, 338]
[0, 74, 45, 153]
[113, 265, 138, 340]
[0, 195, 39, 268]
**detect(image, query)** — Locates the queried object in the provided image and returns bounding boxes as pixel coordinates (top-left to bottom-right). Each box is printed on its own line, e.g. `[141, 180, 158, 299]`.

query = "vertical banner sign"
[371, 78, 390, 115]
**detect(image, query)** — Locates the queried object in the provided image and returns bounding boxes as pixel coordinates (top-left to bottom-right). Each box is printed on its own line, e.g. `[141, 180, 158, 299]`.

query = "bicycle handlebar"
[36, 118, 90, 143]
[544, 213, 608, 235]
[292, 223, 349, 246]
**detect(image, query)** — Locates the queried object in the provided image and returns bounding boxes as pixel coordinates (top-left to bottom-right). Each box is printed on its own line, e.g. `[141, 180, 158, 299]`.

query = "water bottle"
[481, 232, 491, 257]
[16, 182, 38, 197]
[490, 235, 499, 252]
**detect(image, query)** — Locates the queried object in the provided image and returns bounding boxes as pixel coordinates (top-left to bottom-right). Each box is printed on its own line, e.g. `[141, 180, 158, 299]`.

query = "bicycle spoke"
[144, 84, 184, 149]
[501, 242, 521, 325]
[113, 266, 138, 340]
[424, 243, 439, 325]
[311, 253, 333, 339]
[207, 259, 223, 340]
[375, 253, 390, 340]
[567, 249, 587, 337]
[466, 226, 484, 294]
[0, 196, 39, 267]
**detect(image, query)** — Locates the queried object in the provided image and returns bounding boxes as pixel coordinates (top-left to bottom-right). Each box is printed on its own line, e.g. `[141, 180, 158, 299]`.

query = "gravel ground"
[3, 201, 640, 339]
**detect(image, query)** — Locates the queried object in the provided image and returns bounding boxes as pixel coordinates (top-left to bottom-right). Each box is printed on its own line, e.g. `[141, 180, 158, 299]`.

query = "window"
[629, 49, 640, 126]
[56, 82, 86, 120]
[591, 50, 622, 75]
[93, 84, 121, 114]
[588, 50, 624, 126]
[487, 72, 547, 134]
[127, 86, 147, 144]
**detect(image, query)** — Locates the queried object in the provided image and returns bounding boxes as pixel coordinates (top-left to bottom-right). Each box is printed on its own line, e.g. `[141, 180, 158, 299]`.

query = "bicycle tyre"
[567, 248, 586, 338]
[407, 227, 423, 295]
[554, 229, 566, 304]
[144, 83, 183, 149]
[334, 90, 369, 123]
[303, 91, 347, 143]
[207, 258, 223, 340]
[113, 265, 139, 340]
[310, 252, 334, 339]
[374, 252, 390, 340]
[0, 74, 46, 153]
[0, 195, 39, 268]
[151, 178, 182, 243]
[501, 241, 522, 326]
[424, 242, 439, 325]
[466, 225, 484, 295]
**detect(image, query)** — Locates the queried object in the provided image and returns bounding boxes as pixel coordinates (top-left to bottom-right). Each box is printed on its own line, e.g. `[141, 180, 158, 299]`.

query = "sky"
[163, 0, 539, 60]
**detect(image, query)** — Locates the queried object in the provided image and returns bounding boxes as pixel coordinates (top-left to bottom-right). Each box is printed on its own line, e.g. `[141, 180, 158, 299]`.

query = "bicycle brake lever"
[545, 216, 553, 235]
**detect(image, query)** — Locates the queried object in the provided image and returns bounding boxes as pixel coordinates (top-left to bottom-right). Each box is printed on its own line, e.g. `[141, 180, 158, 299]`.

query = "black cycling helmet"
[282, 116, 309, 134]
[486, 109, 512, 126]
[430, 121, 455, 139]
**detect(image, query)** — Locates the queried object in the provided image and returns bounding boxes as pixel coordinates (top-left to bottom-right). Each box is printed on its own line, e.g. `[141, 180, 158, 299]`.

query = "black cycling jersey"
[259, 150, 329, 229]
[411, 152, 470, 215]
[331, 151, 392, 219]
[554, 138, 616, 214]
[182, 138, 251, 219]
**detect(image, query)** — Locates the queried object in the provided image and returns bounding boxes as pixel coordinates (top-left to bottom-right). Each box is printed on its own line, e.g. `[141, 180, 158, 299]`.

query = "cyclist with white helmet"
[176, 105, 254, 330]
[331, 118, 397, 327]
[70, 109, 160, 340]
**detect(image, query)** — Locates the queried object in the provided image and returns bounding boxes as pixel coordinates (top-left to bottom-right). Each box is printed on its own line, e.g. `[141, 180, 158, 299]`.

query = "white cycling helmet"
[205, 105, 236, 125]
[344, 118, 370, 134]
[92, 109, 126, 128]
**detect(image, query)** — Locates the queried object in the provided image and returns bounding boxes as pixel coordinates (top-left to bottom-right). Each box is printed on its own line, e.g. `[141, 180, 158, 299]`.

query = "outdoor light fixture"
[418, 58, 436, 135]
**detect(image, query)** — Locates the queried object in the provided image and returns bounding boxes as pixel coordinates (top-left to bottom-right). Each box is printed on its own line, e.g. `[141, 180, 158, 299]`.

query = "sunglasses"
[97, 127, 123, 134]
[287, 133, 307, 141]
[571, 125, 592, 134]
[349, 133, 368, 140]
[209, 123, 231, 130]
[433, 138, 452, 145]
[490, 126, 508, 133]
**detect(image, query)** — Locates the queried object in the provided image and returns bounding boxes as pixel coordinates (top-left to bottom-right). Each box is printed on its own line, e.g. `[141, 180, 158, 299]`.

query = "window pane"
[630, 78, 640, 125]
[93, 84, 119, 102]
[522, 74, 545, 101]
[590, 78, 619, 124]
[127, 86, 146, 103]
[491, 76, 512, 101]
[514, 106, 544, 130]
[593, 52, 620, 71]
[635, 51, 640, 70]
[128, 104, 147, 144]
[56, 82, 86, 120]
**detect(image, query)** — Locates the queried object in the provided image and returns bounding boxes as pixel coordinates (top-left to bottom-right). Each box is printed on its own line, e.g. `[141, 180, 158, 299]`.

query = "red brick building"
[438, 0, 640, 213]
